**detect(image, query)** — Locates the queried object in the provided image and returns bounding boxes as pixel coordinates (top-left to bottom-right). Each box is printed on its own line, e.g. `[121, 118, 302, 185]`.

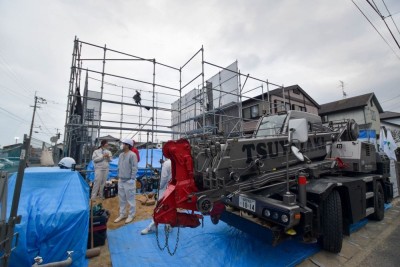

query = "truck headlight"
[281, 214, 289, 223]
[263, 209, 271, 217]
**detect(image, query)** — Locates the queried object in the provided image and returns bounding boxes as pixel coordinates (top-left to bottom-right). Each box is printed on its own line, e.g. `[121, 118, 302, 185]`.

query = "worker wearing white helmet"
[58, 157, 76, 169]
[114, 139, 138, 224]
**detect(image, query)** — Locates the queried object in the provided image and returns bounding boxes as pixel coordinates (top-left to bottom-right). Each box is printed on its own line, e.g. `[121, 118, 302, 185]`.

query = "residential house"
[241, 84, 321, 134]
[380, 111, 400, 145]
[380, 111, 400, 131]
[170, 84, 320, 137]
[319, 93, 383, 134]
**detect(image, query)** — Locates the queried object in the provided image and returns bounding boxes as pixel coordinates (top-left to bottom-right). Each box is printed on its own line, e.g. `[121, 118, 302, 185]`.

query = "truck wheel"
[320, 190, 343, 253]
[370, 182, 385, 221]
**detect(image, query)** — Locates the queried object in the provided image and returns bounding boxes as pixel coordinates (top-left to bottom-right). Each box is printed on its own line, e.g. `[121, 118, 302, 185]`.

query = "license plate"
[239, 196, 256, 212]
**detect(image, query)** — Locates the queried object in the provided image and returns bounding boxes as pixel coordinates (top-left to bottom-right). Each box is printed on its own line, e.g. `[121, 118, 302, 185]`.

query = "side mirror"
[291, 146, 304, 161]
[288, 118, 308, 143]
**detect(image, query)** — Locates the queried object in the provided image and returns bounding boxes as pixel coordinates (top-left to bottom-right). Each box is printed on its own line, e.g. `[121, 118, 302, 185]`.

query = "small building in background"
[319, 93, 383, 135]
[0, 143, 22, 159]
[380, 111, 400, 131]
[380, 111, 400, 145]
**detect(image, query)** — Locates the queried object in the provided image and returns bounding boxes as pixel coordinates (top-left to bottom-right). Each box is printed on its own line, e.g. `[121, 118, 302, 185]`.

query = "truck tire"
[370, 182, 385, 221]
[320, 190, 343, 253]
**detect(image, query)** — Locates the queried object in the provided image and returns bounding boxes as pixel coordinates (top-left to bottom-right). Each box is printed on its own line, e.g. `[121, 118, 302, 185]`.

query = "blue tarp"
[358, 129, 377, 145]
[5, 167, 89, 267]
[107, 204, 394, 267]
[359, 130, 377, 139]
[107, 219, 320, 267]
[86, 149, 163, 181]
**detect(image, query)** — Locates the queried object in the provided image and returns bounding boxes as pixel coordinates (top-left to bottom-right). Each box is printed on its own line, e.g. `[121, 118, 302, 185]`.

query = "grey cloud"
[0, 0, 399, 145]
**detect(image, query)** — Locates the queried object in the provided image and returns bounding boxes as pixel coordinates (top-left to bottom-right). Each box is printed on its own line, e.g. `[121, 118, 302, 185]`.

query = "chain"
[165, 225, 180, 256]
[155, 223, 181, 255]
[155, 224, 167, 251]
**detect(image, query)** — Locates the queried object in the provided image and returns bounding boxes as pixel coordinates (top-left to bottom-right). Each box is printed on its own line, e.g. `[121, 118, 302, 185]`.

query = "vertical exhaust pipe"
[298, 175, 307, 207]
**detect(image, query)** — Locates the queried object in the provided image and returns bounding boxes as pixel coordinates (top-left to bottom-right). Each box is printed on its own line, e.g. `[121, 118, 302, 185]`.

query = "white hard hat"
[121, 139, 133, 146]
[58, 157, 76, 169]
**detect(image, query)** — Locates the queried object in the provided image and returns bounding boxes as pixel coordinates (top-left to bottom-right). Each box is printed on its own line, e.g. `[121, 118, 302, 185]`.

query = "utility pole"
[28, 93, 47, 163]
[28, 93, 38, 140]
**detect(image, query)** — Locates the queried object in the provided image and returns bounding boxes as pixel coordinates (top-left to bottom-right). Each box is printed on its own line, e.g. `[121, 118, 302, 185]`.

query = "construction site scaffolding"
[64, 37, 285, 165]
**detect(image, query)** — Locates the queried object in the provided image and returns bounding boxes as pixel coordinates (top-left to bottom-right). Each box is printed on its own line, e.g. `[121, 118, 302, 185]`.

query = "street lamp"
[14, 137, 19, 144]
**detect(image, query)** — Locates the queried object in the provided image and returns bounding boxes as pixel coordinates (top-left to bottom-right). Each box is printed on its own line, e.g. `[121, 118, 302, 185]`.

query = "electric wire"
[381, 0, 400, 36]
[380, 94, 400, 103]
[351, 0, 400, 60]
[0, 106, 29, 123]
[0, 52, 36, 96]
[365, 0, 400, 49]
[36, 111, 55, 136]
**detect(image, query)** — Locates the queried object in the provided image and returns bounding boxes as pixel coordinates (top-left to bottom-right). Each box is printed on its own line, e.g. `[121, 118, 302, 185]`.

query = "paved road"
[358, 222, 400, 267]
[299, 199, 400, 267]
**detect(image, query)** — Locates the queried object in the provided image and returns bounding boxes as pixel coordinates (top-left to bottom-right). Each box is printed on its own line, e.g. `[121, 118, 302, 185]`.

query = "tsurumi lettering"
[241, 137, 325, 163]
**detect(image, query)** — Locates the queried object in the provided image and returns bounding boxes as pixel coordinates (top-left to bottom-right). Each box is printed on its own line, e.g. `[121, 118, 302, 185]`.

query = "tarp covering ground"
[107, 219, 320, 267]
[86, 148, 163, 181]
[5, 167, 89, 267]
[107, 204, 393, 267]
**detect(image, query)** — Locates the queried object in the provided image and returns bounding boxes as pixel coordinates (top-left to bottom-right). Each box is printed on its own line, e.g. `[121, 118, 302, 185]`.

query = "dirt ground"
[88, 194, 156, 267]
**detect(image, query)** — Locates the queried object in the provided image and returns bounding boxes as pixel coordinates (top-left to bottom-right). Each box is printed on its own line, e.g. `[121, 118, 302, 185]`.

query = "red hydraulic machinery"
[153, 139, 203, 228]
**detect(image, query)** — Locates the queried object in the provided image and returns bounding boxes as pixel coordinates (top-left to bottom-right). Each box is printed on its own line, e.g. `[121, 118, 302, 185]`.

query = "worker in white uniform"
[141, 157, 172, 234]
[91, 140, 112, 200]
[114, 139, 138, 224]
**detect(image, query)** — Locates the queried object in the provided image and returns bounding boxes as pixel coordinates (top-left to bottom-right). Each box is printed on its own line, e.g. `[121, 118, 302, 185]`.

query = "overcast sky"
[1, 0, 399, 147]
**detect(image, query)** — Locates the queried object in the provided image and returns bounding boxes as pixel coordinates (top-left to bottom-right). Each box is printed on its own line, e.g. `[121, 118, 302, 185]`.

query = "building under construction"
[64, 37, 287, 165]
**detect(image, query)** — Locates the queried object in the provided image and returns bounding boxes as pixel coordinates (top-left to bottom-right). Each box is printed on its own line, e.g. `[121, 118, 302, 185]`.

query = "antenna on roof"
[339, 81, 347, 99]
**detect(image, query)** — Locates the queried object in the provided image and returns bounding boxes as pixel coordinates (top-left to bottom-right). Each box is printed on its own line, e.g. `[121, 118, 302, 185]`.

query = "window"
[322, 115, 328, 123]
[291, 104, 295, 110]
[274, 100, 292, 113]
[85, 109, 94, 121]
[243, 105, 259, 119]
[250, 105, 259, 118]
[293, 88, 300, 95]
[298, 106, 306, 112]
[256, 114, 286, 137]
[371, 110, 376, 121]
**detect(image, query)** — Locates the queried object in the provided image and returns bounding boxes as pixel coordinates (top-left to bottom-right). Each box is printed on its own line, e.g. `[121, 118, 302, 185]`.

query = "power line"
[367, 0, 381, 14]
[380, 94, 400, 103]
[381, 0, 400, 36]
[351, 0, 400, 60]
[383, 101, 400, 111]
[0, 84, 31, 102]
[36, 111, 54, 136]
[0, 54, 35, 96]
[0, 106, 29, 123]
[365, 0, 400, 49]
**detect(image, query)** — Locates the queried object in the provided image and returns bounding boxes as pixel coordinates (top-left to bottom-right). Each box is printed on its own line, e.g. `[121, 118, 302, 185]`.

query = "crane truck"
[153, 110, 393, 253]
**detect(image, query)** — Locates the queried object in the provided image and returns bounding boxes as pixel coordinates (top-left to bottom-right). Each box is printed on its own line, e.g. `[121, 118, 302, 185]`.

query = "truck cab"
[254, 110, 324, 138]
